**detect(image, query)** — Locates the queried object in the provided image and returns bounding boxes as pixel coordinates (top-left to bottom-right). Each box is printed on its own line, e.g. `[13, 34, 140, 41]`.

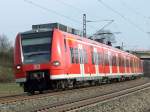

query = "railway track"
[0, 78, 146, 104]
[32, 82, 150, 112]
[0, 77, 149, 112]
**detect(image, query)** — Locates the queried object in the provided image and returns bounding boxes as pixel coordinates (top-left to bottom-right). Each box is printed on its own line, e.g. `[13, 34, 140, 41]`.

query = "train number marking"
[34, 64, 41, 70]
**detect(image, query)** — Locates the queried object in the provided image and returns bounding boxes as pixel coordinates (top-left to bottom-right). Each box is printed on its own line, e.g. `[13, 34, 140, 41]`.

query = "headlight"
[16, 65, 21, 70]
[52, 61, 61, 66]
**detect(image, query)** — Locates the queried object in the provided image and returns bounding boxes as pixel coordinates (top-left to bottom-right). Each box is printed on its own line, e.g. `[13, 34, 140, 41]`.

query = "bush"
[0, 66, 14, 82]
[0, 34, 14, 82]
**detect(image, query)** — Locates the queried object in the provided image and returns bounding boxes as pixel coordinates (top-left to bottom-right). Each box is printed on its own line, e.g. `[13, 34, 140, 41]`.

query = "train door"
[78, 44, 85, 77]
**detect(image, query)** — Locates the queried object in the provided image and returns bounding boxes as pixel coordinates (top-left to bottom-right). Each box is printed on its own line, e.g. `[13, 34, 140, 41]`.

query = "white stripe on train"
[16, 73, 143, 82]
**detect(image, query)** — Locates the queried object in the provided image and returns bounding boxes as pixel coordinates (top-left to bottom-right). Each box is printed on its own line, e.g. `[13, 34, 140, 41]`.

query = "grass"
[0, 65, 23, 96]
[0, 83, 23, 96]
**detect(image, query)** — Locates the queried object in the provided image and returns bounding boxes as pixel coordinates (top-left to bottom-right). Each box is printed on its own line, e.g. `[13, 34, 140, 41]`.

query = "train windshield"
[21, 31, 52, 64]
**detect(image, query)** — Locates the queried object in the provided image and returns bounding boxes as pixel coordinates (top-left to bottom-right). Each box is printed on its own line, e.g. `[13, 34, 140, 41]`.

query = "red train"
[14, 23, 143, 94]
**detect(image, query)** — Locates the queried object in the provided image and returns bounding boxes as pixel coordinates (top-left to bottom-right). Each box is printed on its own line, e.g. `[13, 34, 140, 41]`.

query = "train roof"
[32, 23, 83, 36]
[59, 29, 139, 59]
[19, 22, 139, 59]
[20, 29, 52, 35]
[20, 23, 82, 36]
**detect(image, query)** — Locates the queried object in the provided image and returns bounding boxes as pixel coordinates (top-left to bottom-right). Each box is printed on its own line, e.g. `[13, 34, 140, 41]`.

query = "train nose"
[24, 70, 51, 94]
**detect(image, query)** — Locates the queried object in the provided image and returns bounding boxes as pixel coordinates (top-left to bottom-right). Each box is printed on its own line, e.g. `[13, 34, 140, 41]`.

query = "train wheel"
[27, 90, 35, 95]
[39, 91, 43, 94]
[67, 80, 74, 88]
[56, 80, 66, 89]
[131, 76, 135, 80]
[98, 79, 102, 85]
[61, 80, 66, 89]
[117, 78, 121, 82]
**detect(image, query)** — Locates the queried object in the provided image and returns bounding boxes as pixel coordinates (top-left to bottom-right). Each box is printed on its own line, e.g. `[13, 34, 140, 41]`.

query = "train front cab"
[14, 29, 66, 94]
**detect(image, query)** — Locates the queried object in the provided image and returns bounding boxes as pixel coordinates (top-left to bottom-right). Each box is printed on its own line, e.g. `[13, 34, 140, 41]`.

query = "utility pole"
[83, 14, 86, 37]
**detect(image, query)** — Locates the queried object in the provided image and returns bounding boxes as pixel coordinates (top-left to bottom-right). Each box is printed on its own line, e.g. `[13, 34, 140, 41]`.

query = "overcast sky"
[0, 0, 150, 50]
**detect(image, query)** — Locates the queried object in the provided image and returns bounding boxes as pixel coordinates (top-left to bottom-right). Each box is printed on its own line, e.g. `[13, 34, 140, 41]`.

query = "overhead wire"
[97, 0, 146, 33]
[112, 22, 127, 48]
[118, 0, 149, 20]
[55, 0, 84, 13]
[24, 0, 81, 25]
[24, 0, 99, 32]
[118, 0, 150, 33]
[51, 0, 98, 30]
[54, 0, 118, 36]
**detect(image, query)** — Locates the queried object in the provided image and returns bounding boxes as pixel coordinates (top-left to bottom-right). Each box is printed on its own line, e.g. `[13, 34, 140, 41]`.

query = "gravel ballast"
[71, 85, 150, 112]
[0, 77, 149, 112]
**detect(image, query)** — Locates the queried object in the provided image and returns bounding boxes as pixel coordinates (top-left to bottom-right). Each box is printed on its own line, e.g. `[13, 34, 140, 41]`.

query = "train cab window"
[21, 31, 52, 64]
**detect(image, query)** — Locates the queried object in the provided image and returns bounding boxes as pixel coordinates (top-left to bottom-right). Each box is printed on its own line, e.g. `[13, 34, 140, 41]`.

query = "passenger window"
[70, 47, 79, 64]
[104, 53, 109, 66]
[70, 48, 75, 63]
[112, 55, 117, 66]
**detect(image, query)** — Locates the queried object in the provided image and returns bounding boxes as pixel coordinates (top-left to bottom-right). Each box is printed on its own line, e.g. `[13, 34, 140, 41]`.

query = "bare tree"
[0, 34, 14, 82]
[0, 34, 13, 67]
[0, 34, 11, 52]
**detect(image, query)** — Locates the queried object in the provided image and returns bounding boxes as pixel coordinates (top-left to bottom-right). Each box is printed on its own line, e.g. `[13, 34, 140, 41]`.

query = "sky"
[0, 0, 150, 50]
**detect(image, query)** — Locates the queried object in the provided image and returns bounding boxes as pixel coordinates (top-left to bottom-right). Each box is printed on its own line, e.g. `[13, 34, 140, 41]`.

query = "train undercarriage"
[21, 70, 139, 95]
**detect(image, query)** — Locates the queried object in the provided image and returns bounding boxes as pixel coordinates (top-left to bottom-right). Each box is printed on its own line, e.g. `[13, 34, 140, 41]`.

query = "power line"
[55, 0, 117, 32]
[55, 0, 84, 13]
[118, 0, 149, 20]
[48, 0, 99, 30]
[24, 0, 99, 31]
[24, 0, 120, 36]
[97, 0, 146, 33]
[118, 0, 150, 35]
[24, 0, 81, 25]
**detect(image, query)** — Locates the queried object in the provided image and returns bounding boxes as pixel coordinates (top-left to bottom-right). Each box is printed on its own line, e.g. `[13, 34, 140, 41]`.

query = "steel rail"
[32, 82, 150, 112]
[0, 78, 149, 107]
